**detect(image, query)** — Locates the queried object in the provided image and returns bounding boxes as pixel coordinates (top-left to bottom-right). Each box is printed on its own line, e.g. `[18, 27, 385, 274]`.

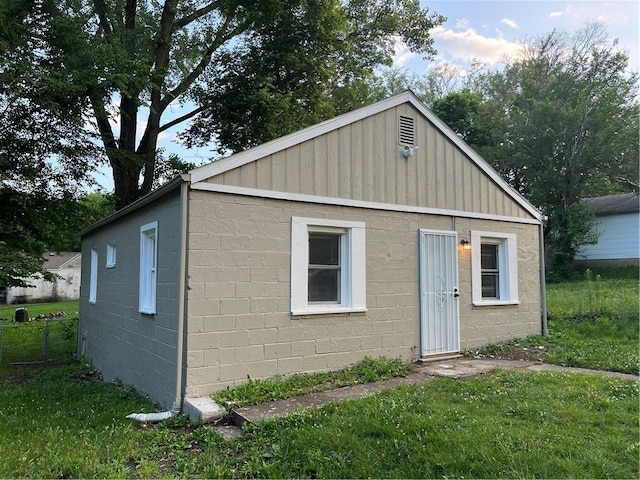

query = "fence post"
[42, 319, 50, 361]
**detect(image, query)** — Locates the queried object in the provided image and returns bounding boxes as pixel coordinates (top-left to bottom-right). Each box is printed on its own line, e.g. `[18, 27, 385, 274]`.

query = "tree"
[477, 24, 639, 277]
[0, 0, 101, 287]
[8, 0, 444, 209]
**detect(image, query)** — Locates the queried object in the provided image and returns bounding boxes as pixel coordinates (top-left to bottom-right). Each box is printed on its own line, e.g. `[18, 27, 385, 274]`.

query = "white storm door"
[419, 230, 460, 356]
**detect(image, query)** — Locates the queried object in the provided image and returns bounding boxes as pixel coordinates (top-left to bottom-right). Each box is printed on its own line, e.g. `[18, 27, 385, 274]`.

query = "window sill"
[291, 306, 367, 316]
[473, 300, 520, 307]
[139, 308, 156, 315]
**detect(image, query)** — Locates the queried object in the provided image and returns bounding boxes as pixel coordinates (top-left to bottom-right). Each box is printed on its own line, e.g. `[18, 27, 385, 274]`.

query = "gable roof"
[584, 192, 639, 216]
[43, 252, 81, 269]
[189, 90, 543, 221]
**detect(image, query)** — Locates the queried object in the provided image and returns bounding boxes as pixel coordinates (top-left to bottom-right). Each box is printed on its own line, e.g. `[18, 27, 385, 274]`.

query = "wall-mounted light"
[402, 145, 420, 159]
[460, 239, 471, 250]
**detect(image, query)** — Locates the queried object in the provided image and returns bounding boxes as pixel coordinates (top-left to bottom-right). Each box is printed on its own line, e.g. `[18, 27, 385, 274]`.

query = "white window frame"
[471, 231, 519, 306]
[139, 221, 158, 314]
[291, 217, 366, 315]
[106, 243, 116, 268]
[89, 248, 98, 304]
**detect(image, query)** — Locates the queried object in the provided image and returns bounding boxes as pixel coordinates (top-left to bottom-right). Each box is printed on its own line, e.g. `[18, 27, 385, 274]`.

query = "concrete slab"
[183, 396, 225, 423]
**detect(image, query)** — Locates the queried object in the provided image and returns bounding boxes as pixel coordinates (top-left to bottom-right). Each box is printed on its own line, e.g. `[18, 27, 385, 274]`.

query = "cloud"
[392, 37, 417, 67]
[550, 4, 632, 26]
[500, 18, 518, 29]
[431, 26, 522, 65]
[455, 18, 470, 29]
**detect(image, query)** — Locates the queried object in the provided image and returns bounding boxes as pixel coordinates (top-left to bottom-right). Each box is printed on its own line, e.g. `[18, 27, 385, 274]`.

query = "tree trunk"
[112, 157, 143, 210]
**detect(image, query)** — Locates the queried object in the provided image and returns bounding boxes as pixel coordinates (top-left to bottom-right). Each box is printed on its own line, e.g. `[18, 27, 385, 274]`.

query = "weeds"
[212, 356, 414, 407]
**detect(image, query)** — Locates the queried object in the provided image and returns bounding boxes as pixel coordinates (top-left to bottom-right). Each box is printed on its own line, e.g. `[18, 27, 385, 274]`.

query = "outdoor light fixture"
[402, 145, 420, 158]
[460, 239, 471, 250]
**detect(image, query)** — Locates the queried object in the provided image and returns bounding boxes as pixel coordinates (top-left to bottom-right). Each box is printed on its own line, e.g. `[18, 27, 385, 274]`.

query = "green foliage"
[213, 356, 414, 407]
[477, 25, 638, 278]
[3, 0, 444, 208]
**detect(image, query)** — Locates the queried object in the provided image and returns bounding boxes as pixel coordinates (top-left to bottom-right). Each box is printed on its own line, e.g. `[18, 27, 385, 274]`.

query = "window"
[89, 249, 98, 304]
[139, 221, 158, 314]
[106, 243, 116, 268]
[471, 231, 519, 306]
[291, 217, 366, 315]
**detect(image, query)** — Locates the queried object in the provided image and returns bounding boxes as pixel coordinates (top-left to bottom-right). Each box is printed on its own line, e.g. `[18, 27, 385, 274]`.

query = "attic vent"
[398, 115, 415, 145]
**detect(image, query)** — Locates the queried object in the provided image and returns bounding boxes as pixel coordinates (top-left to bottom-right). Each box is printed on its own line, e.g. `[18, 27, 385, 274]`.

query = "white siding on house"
[576, 213, 640, 260]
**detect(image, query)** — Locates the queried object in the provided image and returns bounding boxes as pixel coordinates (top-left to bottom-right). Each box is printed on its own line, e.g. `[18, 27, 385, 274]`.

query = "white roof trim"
[191, 182, 542, 225]
[189, 91, 542, 221]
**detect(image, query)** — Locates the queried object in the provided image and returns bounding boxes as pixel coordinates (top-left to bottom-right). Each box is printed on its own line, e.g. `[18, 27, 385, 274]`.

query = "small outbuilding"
[78, 91, 546, 415]
[575, 192, 639, 268]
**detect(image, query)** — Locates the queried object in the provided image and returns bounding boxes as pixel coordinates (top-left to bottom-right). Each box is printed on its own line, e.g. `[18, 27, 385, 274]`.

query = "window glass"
[106, 243, 116, 268]
[89, 249, 98, 303]
[139, 222, 158, 314]
[481, 243, 500, 298]
[308, 233, 341, 302]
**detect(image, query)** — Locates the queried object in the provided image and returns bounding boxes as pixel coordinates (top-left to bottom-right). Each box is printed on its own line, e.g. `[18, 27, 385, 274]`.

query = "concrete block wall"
[185, 191, 542, 398]
[79, 191, 183, 409]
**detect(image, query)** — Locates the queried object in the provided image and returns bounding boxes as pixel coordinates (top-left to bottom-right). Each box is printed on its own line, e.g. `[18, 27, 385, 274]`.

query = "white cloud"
[455, 18, 470, 29]
[551, 4, 631, 26]
[501, 18, 518, 29]
[431, 26, 522, 65]
[392, 37, 417, 67]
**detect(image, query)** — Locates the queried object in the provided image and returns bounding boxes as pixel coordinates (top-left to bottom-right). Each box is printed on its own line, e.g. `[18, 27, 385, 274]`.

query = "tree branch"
[159, 14, 241, 111]
[174, 1, 222, 29]
[159, 106, 207, 132]
[93, 0, 113, 36]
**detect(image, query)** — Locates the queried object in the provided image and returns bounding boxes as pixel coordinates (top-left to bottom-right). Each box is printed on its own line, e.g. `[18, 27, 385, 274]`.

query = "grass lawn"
[0, 300, 79, 377]
[0, 276, 637, 478]
[471, 269, 639, 374]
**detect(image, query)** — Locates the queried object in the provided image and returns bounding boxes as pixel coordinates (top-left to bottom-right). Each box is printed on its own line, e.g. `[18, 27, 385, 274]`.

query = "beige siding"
[211, 104, 534, 220]
[184, 191, 541, 398]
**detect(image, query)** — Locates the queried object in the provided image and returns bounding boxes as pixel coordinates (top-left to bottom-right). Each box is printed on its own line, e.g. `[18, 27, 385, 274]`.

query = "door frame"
[419, 229, 460, 356]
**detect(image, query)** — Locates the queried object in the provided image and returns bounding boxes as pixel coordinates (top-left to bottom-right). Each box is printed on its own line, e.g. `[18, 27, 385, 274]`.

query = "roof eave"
[80, 176, 186, 237]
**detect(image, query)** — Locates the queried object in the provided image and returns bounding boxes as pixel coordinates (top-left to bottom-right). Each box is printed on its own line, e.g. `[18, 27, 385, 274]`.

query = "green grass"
[0, 277, 638, 478]
[1, 366, 636, 478]
[0, 300, 80, 377]
[0, 300, 79, 321]
[212, 356, 414, 407]
[472, 274, 639, 374]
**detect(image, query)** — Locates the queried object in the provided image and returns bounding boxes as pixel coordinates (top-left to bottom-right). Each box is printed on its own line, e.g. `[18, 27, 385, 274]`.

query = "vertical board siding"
[207, 104, 534, 220]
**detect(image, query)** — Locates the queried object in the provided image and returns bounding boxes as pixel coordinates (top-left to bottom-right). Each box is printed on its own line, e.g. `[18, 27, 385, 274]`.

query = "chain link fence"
[0, 318, 78, 366]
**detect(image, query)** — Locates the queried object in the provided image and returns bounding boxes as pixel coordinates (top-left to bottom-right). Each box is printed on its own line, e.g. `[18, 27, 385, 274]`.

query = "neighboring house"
[575, 192, 640, 268]
[3, 252, 82, 304]
[79, 91, 546, 417]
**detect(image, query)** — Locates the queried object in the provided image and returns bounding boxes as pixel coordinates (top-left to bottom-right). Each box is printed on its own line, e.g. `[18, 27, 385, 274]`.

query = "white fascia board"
[406, 97, 542, 221]
[188, 90, 542, 221]
[188, 92, 415, 183]
[191, 182, 542, 225]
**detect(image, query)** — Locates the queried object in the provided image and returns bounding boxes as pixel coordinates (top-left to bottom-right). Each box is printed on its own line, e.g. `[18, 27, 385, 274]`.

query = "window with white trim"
[139, 221, 158, 314]
[471, 231, 519, 306]
[291, 217, 366, 315]
[106, 243, 116, 268]
[89, 249, 98, 304]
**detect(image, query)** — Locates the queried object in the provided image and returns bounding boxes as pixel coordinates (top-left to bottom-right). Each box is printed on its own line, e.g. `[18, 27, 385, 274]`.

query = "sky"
[92, 0, 639, 191]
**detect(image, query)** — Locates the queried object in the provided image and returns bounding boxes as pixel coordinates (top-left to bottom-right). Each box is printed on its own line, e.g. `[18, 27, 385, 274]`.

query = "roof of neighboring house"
[584, 192, 639, 216]
[42, 252, 81, 270]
